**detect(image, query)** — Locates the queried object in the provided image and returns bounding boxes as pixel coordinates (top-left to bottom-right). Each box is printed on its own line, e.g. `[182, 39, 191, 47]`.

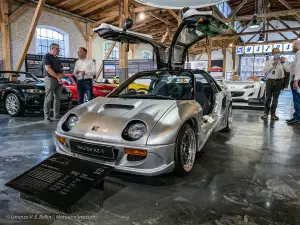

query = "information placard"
[5, 153, 113, 213]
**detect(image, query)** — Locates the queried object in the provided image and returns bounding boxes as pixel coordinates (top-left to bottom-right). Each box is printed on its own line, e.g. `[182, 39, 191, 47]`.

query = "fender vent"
[103, 104, 134, 110]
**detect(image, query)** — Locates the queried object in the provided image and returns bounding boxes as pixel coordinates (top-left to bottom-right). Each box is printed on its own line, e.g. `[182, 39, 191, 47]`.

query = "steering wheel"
[24, 79, 33, 84]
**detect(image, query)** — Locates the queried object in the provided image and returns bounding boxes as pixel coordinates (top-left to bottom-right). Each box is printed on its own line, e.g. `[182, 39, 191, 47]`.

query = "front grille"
[231, 91, 244, 97]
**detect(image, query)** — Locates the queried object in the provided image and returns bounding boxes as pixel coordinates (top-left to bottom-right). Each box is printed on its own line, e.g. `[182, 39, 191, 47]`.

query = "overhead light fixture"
[139, 12, 145, 20]
[257, 33, 265, 42]
[250, 15, 260, 28]
[229, 43, 233, 47]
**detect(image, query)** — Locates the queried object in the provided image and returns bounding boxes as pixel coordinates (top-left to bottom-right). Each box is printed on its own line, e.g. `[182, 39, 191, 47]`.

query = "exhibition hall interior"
[1, 0, 300, 224]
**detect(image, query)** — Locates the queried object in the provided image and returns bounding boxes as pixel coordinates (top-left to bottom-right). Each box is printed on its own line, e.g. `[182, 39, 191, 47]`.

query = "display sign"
[273, 44, 283, 51]
[284, 43, 292, 52]
[264, 45, 272, 53]
[254, 45, 263, 54]
[236, 42, 293, 55]
[103, 59, 157, 79]
[5, 153, 114, 213]
[245, 46, 254, 54]
[236, 46, 244, 55]
[25, 54, 84, 79]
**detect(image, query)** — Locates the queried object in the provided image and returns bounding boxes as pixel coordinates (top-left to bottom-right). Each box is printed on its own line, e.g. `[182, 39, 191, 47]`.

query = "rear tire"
[174, 123, 197, 176]
[5, 93, 24, 117]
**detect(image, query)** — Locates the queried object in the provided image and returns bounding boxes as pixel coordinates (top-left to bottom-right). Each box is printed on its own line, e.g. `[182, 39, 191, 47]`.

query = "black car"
[0, 71, 72, 116]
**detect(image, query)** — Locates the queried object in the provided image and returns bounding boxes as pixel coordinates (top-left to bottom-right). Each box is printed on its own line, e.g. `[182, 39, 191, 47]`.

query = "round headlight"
[66, 114, 79, 130]
[125, 122, 147, 141]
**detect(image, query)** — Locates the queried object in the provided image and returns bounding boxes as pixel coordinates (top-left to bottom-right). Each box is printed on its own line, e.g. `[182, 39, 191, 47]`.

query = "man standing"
[286, 40, 300, 125]
[261, 48, 290, 120]
[74, 47, 96, 104]
[43, 43, 64, 123]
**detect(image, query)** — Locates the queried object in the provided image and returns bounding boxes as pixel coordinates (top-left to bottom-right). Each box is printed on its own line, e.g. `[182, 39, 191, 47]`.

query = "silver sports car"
[55, 9, 232, 176]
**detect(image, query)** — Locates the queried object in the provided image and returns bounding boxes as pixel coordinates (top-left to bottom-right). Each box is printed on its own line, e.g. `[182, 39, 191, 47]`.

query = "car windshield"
[0, 71, 42, 84]
[109, 71, 194, 100]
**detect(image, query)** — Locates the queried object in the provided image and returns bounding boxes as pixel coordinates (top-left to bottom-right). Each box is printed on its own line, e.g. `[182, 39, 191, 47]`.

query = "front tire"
[5, 93, 24, 116]
[174, 123, 197, 176]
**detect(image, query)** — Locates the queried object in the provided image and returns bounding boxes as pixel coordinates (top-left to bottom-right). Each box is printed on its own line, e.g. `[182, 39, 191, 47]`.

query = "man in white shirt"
[286, 40, 300, 125]
[74, 47, 96, 104]
[261, 48, 291, 120]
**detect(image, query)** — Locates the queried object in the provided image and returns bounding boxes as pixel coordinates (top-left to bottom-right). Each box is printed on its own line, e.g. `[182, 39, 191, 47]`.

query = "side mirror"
[123, 17, 133, 32]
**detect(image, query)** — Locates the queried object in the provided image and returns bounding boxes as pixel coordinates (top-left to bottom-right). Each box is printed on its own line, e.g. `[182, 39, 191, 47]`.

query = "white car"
[226, 79, 266, 102]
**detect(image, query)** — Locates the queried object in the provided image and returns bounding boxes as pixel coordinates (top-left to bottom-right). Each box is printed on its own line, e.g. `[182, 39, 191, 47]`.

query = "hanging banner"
[254, 45, 263, 54]
[245, 46, 254, 54]
[273, 44, 283, 51]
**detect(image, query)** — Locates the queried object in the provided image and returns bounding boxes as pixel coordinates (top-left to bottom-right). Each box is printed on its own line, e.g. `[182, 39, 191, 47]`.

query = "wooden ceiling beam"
[224, 9, 300, 22]
[79, 0, 116, 16]
[278, 0, 300, 21]
[268, 22, 289, 41]
[277, 18, 300, 37]
[67, 0, 96, 12]
[147, 12, 177, 28]
[72, 18, 88, 41]
[8, 3, 29, 22]
[55, 0, 73, 8]
[167, 9, 179, 20]
[131, 6, 158, 13]
[229, 0, 248, 18]
[92, 16, 117, 28]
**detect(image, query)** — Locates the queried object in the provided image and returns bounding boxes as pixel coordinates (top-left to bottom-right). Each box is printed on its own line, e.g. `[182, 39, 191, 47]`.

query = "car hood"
[58, 97, 176, 145]
[226, 81, 259, 88]
[7, 82, 45, 89]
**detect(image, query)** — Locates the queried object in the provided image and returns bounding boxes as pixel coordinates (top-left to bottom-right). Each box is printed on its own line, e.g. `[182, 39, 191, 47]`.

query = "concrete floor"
[0, 91, 300, 225]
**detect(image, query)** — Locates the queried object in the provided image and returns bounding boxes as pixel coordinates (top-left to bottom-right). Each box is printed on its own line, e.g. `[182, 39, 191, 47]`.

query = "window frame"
[35, 25, 69, 57]
[103, 41, 119, 60]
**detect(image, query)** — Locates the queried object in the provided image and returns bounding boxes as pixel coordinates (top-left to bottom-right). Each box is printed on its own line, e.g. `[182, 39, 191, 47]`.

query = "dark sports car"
[0, 71, 72, 116]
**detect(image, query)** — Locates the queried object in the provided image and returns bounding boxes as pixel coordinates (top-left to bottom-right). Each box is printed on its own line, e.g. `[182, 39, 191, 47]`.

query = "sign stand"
[5, 153, 114, 214]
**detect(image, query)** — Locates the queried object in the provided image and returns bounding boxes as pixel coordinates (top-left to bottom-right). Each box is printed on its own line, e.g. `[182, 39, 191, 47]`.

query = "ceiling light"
[229, 43, 233, 47]
[250, 15, 260, 28]
[139, 12, 145, 20]
[257, 33, 265, 42]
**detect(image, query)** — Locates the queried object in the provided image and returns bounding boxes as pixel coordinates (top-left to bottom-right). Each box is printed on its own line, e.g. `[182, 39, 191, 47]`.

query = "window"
[36, 27, 68, 57]
[104, 42, 119, 60]
[143, 51, 152, 59]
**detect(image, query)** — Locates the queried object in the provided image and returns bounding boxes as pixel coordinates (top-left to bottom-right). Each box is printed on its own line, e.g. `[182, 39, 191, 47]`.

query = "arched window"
[104, 42, 119, 60]
[143, 51, 152, 59]
[36, 26, 69, 57]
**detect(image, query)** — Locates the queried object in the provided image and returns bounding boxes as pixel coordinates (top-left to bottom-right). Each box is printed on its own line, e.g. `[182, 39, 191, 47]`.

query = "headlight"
[122, 121, 147, 141]
[244, 85, 255, 89]
[62, 114, 79, 131]
[23, 89, 44, 94]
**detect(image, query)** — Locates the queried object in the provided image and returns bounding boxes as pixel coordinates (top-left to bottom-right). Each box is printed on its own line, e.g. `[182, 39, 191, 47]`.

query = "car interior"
[194, 76, 215, 116]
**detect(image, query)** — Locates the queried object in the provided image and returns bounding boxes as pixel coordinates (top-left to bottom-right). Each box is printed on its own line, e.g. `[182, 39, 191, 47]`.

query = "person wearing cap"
[286, 40, 300, 125]
[261, 48, 291, 120]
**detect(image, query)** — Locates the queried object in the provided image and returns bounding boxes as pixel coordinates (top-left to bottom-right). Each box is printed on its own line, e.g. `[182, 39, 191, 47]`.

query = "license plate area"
[69, 140, 116, 160]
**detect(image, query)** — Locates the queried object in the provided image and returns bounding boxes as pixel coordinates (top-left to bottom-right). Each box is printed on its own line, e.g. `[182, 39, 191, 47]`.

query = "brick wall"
[1, 5, 86, 70]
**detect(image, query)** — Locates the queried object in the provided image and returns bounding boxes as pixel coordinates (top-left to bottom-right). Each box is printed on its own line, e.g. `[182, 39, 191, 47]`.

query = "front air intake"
[103, 104, 134, 110]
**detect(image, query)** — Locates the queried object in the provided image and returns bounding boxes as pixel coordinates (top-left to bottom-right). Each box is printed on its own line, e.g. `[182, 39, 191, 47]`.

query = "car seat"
[150, 81, 169, 96]
[195, 81, 210, 115]
[167, 83, 183, 98]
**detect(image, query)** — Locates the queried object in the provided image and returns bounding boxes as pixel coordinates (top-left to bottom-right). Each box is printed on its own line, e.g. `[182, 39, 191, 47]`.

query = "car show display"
[54, 8, 233, 176]
[0, 71, 72, 116]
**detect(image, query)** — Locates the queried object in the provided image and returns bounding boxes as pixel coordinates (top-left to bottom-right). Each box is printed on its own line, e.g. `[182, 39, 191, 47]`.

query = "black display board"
[103, 59, 157, 79]
[5, 153, 113, 213]
[25, 54, 78, 78]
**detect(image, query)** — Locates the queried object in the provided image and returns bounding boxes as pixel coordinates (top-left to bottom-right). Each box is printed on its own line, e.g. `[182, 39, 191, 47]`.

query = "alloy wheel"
[180, 128, 196, 172]
[5, 94, 20, 115]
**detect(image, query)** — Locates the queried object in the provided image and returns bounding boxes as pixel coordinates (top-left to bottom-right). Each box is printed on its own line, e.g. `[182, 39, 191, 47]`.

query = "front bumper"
[55, 132, 175, 176]
[230, 89, 256, 101]
[24, 94, 72, 109]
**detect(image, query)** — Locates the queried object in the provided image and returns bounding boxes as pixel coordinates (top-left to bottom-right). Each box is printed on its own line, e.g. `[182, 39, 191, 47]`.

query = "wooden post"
[96, 41, 116, 80]
[207, 38, 212, 72]
[15, 0, 45, 71]
[118, 0, 129, 83]
[222, 47, 227, 78]
[87, 23, 92, 60]
[1, 0, 11, 71]
[232, 47, 236, 76]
